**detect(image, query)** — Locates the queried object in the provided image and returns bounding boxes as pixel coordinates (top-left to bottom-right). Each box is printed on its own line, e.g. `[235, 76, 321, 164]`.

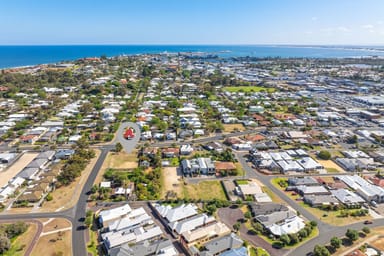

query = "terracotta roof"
[215, 162, 236, 170]
[252, 114, 265, 121]
[245, 134, 265, 142]
[370, 177, 384, 187]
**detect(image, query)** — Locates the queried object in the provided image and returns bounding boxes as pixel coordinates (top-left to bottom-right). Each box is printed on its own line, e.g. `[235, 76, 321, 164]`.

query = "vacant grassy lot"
[317, 159, 345, 173]
[223, 86, 276, 93]
[182, 181, 227, 200]
[297, 202, 372, 226]
[103, 151, 138, 169]
[223, 124, 245, 132]
[31, 230, 71, 256]
[3, 223, 37, 256]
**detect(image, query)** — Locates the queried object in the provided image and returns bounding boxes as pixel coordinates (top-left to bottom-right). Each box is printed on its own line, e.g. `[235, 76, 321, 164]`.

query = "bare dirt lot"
[0, 152, 37, 188]
[223, 124, 245, 133]
[317, 159, 345, 173]
[162, 167, 181, 198]
[371, 235, 384, 251]
[31, 230, 71, 256]
[43, 218, 71, 233]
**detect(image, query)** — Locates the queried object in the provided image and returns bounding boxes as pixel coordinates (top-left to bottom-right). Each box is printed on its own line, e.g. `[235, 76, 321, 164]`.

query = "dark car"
[364, 220, 373, 224]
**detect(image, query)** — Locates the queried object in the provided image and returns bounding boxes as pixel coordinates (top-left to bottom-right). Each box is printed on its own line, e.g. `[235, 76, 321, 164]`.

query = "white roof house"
[103, 225, 163, 249]
[268, 216, 305, 236]
[296, 185, 329, 195]
[169, 214, 215, 235]
[99, 204, 132, 226]
[270, 152, 283, 161]
[238, 182, 263, 196]
[277, 160, 304, 172]
[337, 175, 384, 203]
[298, 157, 323, 171]
[331, 189, 365, 205]
[154, 203, 198, 223]
[107, 208, 153, 232]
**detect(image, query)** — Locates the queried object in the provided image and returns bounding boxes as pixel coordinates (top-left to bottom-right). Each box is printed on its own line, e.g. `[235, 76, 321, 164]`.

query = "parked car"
[364, 220, 373, 225]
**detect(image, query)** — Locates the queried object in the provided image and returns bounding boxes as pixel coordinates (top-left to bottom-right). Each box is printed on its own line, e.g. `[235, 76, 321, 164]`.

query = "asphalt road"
[151, 127, 267, 147]
[72, 148, 109, 256]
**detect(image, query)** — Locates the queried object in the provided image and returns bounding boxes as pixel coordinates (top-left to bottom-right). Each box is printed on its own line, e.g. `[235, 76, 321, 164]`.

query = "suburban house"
[295, 185, 330, 196]
[161, 148, 179, 158]
[180, 221, 231, 247]
[98, 204, 133, 227]
[181, 158, 215, 176]
[304, 194, 339, 207]
[180, 144, 194, 155]
[99, 203, 177, 255]
[191, 233, 244, 256]
[250, 202, 305, 236]
[214, 162, 237, 175]
[108, 239, 178, 256]
[331, 189, 365, 207]
[336, 175, 384, 203]
[153, 203, 198, 224]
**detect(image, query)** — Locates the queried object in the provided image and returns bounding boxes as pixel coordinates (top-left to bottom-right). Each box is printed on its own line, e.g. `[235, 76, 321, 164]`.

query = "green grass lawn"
[182, 181, 227, 200]
[236, 179, 249, 185]
[249, 246, 270, 256]
[223, 86, 276, 93]
[297, 202, 372, 226]
[326, 167, 340, 173]
[87, 217, 98, 256]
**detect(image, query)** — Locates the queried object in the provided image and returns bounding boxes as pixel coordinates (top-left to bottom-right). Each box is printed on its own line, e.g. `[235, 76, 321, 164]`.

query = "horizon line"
[0, 43, 383, 47]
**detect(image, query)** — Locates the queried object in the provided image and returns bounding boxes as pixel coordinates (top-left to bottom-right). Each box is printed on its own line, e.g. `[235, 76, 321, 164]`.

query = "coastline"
[0, 44, 384, 70]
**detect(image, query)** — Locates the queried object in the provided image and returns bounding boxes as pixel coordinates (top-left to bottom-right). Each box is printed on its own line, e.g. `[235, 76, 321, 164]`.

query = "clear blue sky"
[1, 0, 383, 45]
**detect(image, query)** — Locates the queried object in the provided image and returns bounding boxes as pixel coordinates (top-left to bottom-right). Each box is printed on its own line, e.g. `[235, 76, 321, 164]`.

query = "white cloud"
[337, 26, 350, 32]
[321, 26, 351, 33]
[361, 24, 375, 33]
[361, 24, 374, 29]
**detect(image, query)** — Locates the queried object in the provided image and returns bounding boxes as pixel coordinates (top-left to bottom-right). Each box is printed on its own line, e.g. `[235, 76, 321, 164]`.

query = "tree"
[279, 234, 291, 246]
[115, 142, 123, 153]
[313, 245, 330, 256]
[0, 236, 10, 253]
[5, 222, 28, 239]
[362, 227, 370, 234]
[330, 236, 341, 249]
[346, 229, 359, 242]
[289, 233, 300, 245]
[318, 150, 331, 160]
[46, 193, 53, 201]
[233, 222, 241, 231]
[244, 211, 252, 220]
[309, 220, 318, 228]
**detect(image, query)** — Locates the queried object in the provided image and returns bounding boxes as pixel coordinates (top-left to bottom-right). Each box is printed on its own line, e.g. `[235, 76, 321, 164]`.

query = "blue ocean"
[0, 45, 384, 69]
